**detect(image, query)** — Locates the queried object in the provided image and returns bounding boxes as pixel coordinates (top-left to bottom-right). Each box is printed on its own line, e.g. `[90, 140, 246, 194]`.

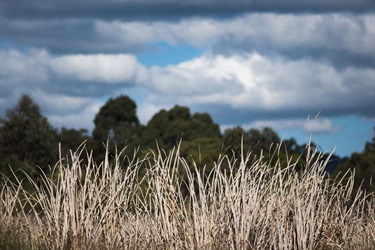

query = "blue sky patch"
[137, 42, 202, 67]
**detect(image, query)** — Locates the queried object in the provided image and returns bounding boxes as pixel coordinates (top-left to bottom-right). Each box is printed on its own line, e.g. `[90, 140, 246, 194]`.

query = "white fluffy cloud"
[142, 53, 374, 114]
[0, 50, 143, 85]
[50, 54, 142, 83]
[0, 50, 143, 130]
[33, 92, 104, 131]
[48, 101, 103, 131]
[304, 119, 342, 134]
[1, 48, 373, 131]
[35, 92, 99, 115]
[0, 49, 50, 85]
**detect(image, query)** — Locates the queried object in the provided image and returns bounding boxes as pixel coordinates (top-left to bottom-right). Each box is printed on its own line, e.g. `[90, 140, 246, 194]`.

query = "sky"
[0, 0, 374, 158]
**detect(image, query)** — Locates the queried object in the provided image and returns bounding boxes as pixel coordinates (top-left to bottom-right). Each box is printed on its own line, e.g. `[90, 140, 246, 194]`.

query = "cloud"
[0, 49, 143, 98]
[137, 103, 170, 125]
[35, 92, 99, 115]
[2, 11, 374, 67]
[304, 119, 342, 135]
[239, 119, 308, 131]
[1, 7, 374, 132]
[0, 49, 146, 129]
[142, 53, 374, 119]
[28, 91, 104, 131]
[0, 88, 104, 131]
[0, 49, 50, 86]
[221, 117, 342, 135]
[50, 54, 141, 83]
[211, 13, 375, 68]
[2, 1, 372, 21]
[1, 47, 373, 131]
[0, 51, 137, 93]
[48, 101, 103, 131]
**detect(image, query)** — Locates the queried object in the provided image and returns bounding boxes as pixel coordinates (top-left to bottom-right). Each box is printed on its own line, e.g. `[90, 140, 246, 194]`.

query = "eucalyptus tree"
[0, 94, 57, 178]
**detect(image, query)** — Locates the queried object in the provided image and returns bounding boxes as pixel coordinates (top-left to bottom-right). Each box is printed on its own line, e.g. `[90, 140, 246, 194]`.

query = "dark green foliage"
[93, 95, 141, 144]
[247, 127, 280, 154]
[56, 127, 99, 166]
[0, 95, 57, 177]
[221, 126, 325, 173]
[144, 105, 223, 184]
[223, 126, 281, 161]
[145, 105, 221, 149]
[143, 109, 169, 147]
[92, 95, 143, 160]
[180, 137, 223, 174]
[223, 126, 249, 153]
[58, 127, 90, 152]
[282, 137, 307, 157]
[332, 128, 375, 194]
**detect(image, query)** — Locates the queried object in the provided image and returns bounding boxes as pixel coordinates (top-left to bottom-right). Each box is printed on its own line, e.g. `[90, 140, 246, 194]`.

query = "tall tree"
[92, 95, 142, 156]
[223, 126, 251, 155]
[146, 105, 221, 149]
[247, 127, 280, 153]
[57, 127, 92, 157]
[332, 128, 375, 194]
[0, 95, 57, 177]
[223, 126, 281, 159]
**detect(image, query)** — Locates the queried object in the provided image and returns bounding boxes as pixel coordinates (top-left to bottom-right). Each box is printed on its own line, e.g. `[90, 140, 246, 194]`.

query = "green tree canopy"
[223, 126, 281, 158]
[247, 127, 280, 153]
[57, 127, 92, 156]
[180, 137, 223, 173]
[223, 126, 250, 154]
[145, 105, 221, 149]
[0, 95, 57, 176]
[92, 95, 142, 150]
[332, 128, 375, 194]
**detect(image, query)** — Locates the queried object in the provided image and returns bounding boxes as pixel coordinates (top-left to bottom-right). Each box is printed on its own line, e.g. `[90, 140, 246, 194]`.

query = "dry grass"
[0, 142, 374, 250]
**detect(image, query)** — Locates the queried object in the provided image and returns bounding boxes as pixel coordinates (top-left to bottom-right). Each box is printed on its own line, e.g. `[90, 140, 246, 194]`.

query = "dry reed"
[0, 142, 374, 250]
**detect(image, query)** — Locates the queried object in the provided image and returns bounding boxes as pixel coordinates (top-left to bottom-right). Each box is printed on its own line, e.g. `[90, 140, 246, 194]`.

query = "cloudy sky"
[0, 0, 374, 157]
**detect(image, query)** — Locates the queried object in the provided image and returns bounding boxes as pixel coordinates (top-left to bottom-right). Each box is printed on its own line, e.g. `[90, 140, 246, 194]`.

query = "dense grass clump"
[0, 142, 374, 250]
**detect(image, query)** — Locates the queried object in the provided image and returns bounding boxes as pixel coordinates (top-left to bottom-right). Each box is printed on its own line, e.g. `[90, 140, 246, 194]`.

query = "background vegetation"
[1, 94, 373, 193]
[0, 94, 374, 249]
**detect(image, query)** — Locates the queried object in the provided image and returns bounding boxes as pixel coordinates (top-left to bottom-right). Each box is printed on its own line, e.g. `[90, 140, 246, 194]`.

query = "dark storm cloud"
[210, 12, 375, 69]
[1, 1, 374, 55]
[213, 38, 375, 70]
[1, 1, 373, 21]
[0, 19, 146, 54]
[42, 79, 128, 99]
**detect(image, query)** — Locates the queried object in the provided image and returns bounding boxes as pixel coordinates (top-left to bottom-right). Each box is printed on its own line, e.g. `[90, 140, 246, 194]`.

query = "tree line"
[0, 94, 373, 194]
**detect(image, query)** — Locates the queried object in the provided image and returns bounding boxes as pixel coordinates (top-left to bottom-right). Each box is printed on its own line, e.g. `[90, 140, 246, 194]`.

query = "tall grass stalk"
[0, 142, 374, 249]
